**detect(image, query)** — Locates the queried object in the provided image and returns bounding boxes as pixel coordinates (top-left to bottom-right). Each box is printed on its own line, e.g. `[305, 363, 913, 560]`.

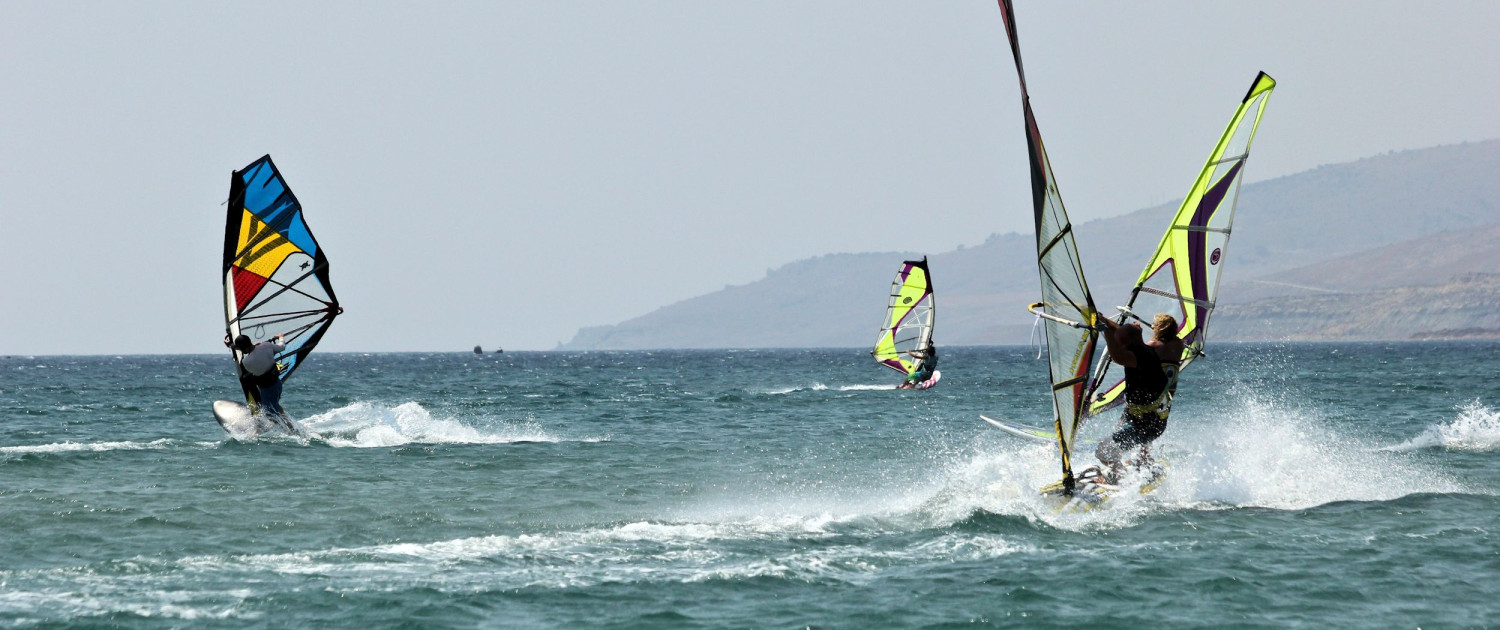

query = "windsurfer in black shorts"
[1095, 314, 1182, 484]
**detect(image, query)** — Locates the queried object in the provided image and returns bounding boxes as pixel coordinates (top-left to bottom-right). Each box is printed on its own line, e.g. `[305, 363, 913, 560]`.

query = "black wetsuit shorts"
[1107, 413, 1167, 450]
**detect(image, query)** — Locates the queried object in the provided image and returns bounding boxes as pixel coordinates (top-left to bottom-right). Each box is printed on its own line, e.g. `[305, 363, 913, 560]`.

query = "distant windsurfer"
[225, 333, 288, 418]
[899, 343, 939, 389]
[1095, 315, 1181, 482]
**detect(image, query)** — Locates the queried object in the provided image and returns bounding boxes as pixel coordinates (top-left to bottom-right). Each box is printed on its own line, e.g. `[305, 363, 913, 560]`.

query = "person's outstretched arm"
[1100, 318, 1137, 367]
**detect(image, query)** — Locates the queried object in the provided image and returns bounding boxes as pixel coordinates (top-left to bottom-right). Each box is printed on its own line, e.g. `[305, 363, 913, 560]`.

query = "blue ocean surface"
[2, 344, 1499, 628]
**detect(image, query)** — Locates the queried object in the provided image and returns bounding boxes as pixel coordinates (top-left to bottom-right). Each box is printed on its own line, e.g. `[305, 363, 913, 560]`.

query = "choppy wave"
[760, 383, 897, 394]
[170, 522, 1024, 589]
[296, 401, 605, 448]
[0, 391, 1483, 621]
[0, 517, 1029, 621]
[1387, 402, 1500, 452]
[758, 383, 831, 395]
[0, 583, 256, 623]
[0, 439, 217, 459]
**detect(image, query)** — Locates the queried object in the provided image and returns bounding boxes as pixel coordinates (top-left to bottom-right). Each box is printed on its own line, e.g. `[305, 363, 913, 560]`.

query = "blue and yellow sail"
[222, 155, 341, 411]
[872, 258, 935, 376]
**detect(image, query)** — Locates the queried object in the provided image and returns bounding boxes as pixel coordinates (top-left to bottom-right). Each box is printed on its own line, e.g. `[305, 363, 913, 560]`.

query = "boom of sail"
[872, 258, 936, 376]
[997, 0, 1101, 492]
[1086, 72, 1276, 415]
[223, 155, 342, 411]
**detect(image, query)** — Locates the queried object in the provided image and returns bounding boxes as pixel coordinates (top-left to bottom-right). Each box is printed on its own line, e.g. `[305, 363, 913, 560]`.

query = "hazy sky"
[3, 1, 1497, 354]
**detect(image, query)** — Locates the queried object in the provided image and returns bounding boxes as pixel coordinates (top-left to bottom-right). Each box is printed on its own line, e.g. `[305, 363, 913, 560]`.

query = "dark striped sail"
[997, 0, 1101, 492]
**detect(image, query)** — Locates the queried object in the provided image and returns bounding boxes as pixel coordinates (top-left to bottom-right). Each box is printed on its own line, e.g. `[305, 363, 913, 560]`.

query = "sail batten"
[223, 155, 341, 412]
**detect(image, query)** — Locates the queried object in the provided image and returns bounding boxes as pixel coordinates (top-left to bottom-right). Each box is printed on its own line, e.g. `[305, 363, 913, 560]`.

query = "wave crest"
[297, 402, 601, 448]
[0, 439, 215, 459]
[1389, 402, 1500, 452]
[172, 520, 1029, 588]
[946, 390, 1468, 527]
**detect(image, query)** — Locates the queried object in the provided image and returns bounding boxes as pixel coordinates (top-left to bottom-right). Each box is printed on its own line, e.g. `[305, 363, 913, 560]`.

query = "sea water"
[2, 343, 1499, 628]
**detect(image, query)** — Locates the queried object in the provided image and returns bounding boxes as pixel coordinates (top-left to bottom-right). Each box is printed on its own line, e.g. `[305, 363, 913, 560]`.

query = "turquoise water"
[3, 344, 1500, 627]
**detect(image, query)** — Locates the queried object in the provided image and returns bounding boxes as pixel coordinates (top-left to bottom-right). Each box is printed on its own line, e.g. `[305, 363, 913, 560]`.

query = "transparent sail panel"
[998, 0, 1100, 481]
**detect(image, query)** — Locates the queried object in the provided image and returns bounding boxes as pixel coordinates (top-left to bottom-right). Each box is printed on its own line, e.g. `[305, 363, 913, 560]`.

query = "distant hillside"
[1227, 222, 1500, 302]
[1213, 273, 1500, 341]
[561, 140, 1500, 350]
[1075, 140, 1500, 300]
[566, 252, 910, 350]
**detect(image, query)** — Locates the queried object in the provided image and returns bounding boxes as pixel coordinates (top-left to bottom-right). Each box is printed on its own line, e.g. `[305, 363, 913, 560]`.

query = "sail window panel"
[1038, 207, 1069, 250]
[1205, 189, 1238, 232]
[1045, 324, 1093, 447]
[1222, 102, 1264, 156]
[1206, 161, 1243, 197]
[1199, 228, 1232, 314]
[1134, 263, 1191, 325]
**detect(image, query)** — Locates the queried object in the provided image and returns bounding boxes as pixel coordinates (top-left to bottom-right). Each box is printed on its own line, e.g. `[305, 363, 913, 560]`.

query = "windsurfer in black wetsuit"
[224, 333, 288, 419]
[1095, 314, 1182, 483]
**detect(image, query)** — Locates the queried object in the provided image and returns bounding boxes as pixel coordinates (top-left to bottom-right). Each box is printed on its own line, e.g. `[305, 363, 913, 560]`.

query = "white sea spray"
[296, 401, 605, 448]
[1387, 401, 1500, 452]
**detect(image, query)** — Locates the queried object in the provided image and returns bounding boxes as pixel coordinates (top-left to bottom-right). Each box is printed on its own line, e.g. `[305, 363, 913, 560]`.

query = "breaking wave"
[297, 402, 605, 448]
[940, 389, 1467, 530]
[1387, 402, 1500, 452]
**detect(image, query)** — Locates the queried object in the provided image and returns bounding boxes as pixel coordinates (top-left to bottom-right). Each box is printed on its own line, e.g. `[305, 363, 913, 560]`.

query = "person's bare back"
[1147, 337, 1182, 365]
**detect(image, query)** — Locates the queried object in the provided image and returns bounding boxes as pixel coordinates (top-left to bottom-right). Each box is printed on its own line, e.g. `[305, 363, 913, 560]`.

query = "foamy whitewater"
[2, 344, 1498, 627]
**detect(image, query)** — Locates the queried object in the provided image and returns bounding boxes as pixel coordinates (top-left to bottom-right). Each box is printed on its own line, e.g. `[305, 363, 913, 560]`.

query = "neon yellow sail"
[997, 0, 1101, 491]
[1088, 72, 1276, 415]
[872, 258, 935, 375]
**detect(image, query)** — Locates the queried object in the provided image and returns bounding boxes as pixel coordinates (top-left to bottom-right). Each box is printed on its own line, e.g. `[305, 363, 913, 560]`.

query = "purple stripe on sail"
[1184, 160, 1243, 328]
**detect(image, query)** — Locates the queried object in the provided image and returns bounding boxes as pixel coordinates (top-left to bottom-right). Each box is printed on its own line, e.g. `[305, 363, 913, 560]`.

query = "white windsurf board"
[212, 399, 291, 439]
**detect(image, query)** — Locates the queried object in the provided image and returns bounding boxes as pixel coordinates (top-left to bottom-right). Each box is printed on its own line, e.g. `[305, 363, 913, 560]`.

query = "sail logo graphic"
[903, 297, 913, 304]
[1210, 248, 1222, 265]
